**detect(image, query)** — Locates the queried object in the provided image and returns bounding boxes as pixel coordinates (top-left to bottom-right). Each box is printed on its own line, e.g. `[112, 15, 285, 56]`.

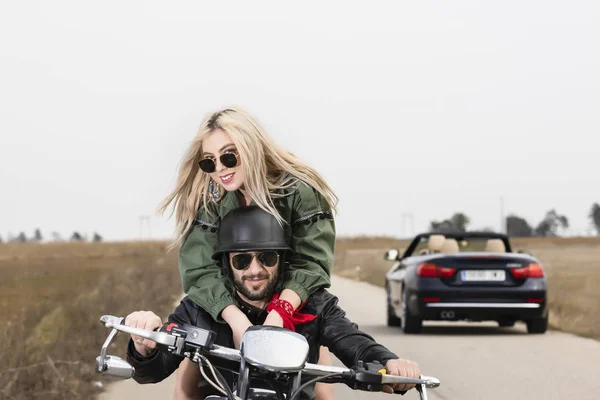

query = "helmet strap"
[221, 253, 233, 281]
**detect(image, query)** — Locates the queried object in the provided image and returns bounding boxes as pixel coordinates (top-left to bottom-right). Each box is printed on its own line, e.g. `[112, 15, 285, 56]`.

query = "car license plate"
[462, 270, 506, 281]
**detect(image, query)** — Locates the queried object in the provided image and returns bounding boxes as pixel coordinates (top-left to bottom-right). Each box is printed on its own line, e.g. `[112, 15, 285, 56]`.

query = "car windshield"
[410, 235, 507, 256]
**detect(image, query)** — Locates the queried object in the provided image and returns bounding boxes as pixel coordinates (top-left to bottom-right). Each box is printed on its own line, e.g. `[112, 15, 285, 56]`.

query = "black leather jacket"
[126, 288, 399, 399]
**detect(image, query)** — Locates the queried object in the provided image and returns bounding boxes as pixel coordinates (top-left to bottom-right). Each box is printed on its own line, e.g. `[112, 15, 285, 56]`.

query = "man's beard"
[233, 267, 280, 301]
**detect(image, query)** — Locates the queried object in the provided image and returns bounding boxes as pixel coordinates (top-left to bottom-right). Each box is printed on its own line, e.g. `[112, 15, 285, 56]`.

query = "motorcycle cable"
[210, 363, 237, 400]
[198, 355, 237, 400]
[288, 373, 344, 400]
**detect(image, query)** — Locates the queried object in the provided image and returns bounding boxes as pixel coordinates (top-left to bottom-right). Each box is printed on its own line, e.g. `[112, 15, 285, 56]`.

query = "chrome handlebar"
[98, 315, 441, 392]
[100, 315, 177, 347]
[204, 344, 440, 388]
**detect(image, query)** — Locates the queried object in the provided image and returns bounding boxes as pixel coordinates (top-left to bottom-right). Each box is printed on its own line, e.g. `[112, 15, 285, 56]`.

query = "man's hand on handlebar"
[124, 310, 163, 357]
[382, 358, 420, 393]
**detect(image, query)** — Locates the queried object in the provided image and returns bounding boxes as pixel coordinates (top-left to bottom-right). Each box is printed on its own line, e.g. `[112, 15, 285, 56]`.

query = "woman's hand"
[263, 310, 284, 327]
[278, 289, 302, 309]
[263, 288, 303, 329]
[221, 305, 253, 349]
[124, 310, 163, 357]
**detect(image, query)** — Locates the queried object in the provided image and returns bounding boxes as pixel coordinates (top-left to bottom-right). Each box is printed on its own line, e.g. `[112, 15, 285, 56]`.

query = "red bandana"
[266, 293, 317, 332]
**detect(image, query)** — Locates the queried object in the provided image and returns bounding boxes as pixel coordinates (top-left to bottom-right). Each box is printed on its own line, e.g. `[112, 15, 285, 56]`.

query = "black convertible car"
[384, 231, 548, 334]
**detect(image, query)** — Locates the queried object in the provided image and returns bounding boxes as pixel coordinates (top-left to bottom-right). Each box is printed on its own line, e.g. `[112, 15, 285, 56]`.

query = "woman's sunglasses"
[198, 152, 239, 173]
[230, 251, 280, 270]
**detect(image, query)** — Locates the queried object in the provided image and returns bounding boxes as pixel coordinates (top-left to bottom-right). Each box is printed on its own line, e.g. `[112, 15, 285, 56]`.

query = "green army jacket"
[178, 180, 336, 322]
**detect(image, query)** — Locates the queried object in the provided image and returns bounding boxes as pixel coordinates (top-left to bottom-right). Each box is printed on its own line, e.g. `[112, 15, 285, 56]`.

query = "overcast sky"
[1, 1, 598, 242]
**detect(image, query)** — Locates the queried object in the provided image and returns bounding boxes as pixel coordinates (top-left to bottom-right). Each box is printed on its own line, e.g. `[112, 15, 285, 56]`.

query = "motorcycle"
[95, 315, 441, 399]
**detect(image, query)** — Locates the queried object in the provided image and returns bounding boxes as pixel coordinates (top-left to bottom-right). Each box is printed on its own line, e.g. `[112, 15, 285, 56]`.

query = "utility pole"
[499, 196, 505, 234]
[400, 213, 415, 238]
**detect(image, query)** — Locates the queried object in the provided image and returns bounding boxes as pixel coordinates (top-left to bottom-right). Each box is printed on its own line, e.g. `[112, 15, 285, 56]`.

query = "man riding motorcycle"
[124, 205, 420, 399]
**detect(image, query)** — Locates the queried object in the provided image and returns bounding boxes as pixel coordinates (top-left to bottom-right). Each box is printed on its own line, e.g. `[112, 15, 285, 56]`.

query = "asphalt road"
[99, 275, 600, 400]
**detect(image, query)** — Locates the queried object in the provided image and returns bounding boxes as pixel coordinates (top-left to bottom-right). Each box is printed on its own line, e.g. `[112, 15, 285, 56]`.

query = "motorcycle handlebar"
[301, 362, 440, 389]
[208, 345, 439, 387]
[101, 315, 441, 390]
[101, 315, 177, 347]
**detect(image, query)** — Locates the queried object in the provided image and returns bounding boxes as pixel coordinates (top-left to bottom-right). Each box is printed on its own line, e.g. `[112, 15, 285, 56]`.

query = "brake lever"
[100, 315, 177, 347]
[388, 375, 438, 399]
[416, 384, 428, 400]
[352, 361, 439, 399]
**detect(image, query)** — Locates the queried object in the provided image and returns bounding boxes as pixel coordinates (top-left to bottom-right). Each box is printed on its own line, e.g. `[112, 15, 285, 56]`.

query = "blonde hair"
[158, 107, 338, 249]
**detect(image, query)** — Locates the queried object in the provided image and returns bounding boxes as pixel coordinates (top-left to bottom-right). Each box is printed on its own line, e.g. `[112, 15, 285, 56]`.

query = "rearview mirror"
[96, 355, 135, 380]
[517, 249, 532, 256]
[384, 249, 399, 261]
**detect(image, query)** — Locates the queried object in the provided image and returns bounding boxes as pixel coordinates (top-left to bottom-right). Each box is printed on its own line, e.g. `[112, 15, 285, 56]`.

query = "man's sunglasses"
[230, 251, 280, 270]
[198, 152, 239, 173]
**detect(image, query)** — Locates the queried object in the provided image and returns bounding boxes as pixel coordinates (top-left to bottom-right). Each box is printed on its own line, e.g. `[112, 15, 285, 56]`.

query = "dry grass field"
[0, 241, 183, 400]
[0, 235, 598, 400]
[334, 235, 600, 341]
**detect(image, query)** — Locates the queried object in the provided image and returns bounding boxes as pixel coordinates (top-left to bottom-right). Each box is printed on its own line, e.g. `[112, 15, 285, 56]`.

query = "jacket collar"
[235, 292, 269, 325]
[216, 190, 256, 215]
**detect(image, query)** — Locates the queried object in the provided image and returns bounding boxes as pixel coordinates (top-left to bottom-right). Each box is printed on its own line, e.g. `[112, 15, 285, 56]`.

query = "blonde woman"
[159, 107, 336, 399]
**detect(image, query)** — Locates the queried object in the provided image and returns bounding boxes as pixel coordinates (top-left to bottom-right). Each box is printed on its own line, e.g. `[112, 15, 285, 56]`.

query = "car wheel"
[387, 304, 402, 327]
[386, 282, 402, 327]
[400, 288, 422, 334]
[526, 315, 548, 334]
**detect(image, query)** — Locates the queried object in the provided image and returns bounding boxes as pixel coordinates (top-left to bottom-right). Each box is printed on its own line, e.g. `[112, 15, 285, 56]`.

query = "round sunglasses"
[230, 251, 280, 270]
[198, 152, 239, 173]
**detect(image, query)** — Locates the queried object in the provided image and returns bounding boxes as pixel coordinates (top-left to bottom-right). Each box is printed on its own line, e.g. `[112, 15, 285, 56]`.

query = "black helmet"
[212, 205, 293, 260]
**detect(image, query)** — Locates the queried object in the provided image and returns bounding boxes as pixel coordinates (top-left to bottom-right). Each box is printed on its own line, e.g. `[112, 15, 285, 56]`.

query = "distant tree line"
[0, 228, 103, 244]
[505, 209, 569, 237]
[430, 202, 600, 237]
[430, 212, 471, 233]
